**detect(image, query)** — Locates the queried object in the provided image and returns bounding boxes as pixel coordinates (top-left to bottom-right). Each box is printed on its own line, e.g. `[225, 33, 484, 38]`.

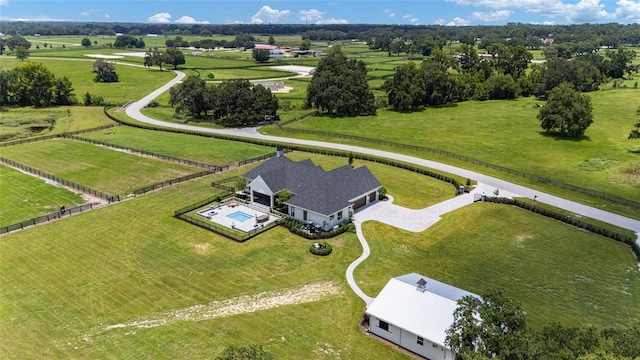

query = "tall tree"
[307, 47, 375, 116]
[164, 48, 185, 69]
[6, 35, 31, 50]
[81, 37, 91, 47]
[15, 46, 29, 62]
[169, 75, 210, 118]
[605, 47, 637, 78]
[382, 61, 425, 111]
[538, 82, 594, 137]
[92, 59, 119, 82]
[268, 35, 276, 45]
[252, 48, 271, 63]
[300, 39, 311, 51]
[628, 105, 640, 139]
[143, 49, 154, 68]
[446, 290, 527, 359]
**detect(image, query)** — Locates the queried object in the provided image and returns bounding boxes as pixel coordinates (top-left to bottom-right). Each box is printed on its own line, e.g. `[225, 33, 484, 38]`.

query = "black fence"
[0, 124, 118, 148]
[277, 127, 640, 209]
[68, 135, 222, 170]
[173, 193, 275, 242]
[132, 169, 217, 195]
[482, 197, 639, 260]
[275, 111, 319, 128]
[0, 157, 121, 203]
[176, 213, 278, 242]
[103, 106, 460, 190]
[211, 176, 239, 193]
[0, 203, 95, 235]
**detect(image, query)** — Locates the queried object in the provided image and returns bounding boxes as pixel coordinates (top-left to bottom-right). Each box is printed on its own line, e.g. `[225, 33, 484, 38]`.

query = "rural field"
[0, 164, 84, 227]
[1, 29, 640, 359]
[0, 139, 201, 195]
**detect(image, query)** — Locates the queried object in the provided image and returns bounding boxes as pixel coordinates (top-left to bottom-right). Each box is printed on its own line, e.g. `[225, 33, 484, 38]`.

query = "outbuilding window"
[378, 320, 389, 332]
[417, 336, 424, 346]
[337, 211, 342, 220]
[330, 214, 334, 220]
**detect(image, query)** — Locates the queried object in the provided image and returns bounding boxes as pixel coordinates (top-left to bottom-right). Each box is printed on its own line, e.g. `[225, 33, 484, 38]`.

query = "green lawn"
[0, 164, 84, 227]
[276, 90, 640, 207]
[0, 169, 409, 360]
[81, 125, 274, 165]
[0, 106, 114, 142]
[355, 202, 640, 329]
[0, 139, 200, 195]
[1, 58, 174, 105]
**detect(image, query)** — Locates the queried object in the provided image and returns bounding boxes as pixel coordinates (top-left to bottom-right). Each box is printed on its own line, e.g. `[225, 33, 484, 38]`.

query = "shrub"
[309, 242, 333, 256]
[378, 186, 387, 200]
[146, 100, 160, 108]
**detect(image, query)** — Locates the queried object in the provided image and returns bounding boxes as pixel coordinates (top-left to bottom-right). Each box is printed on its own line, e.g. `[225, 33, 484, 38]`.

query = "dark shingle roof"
[243, 156, 381, 215]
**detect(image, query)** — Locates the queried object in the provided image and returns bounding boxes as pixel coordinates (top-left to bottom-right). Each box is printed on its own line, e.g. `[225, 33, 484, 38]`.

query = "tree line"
[168, 76, 278, 127]
[446, 290, 640, 360]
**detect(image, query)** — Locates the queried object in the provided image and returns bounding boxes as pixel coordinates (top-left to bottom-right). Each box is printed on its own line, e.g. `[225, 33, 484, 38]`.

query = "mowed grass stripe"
[0, 164, 85, 227]
[355, 202, 640, 329]
[0, 170, 405, 359]
[81, 126, 274, 165]
[0, 139, 200, 195]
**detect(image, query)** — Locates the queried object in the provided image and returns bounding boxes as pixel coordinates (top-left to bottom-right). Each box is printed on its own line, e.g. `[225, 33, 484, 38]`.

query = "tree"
[382, 61, 425, 111]
[6, 35, 31, 50]
[300, 39, 311, 51]
[268, 35, 276, 45]
[306, 47, 375, 116]
[1, 62, 76, 107]
[144, 49, 154, 68]
[275, 188, 293, 207]
[629, 105, 640, 139]
[215, 345, 274, 360]
[605, 47, 636, 78]
[485, 72, 519, 100]
[252, 48, 270, 63]
[15, 46, 29, 62]
[169, 75, 210, 118]
[151, 47, 167, 70]
[92, 59, 119, 82]
[164, 48, 185, 69]
[538, 82, 593, 137]
[389, 38, 405, 56]
[81, 37, 91, 47]
[446, 290, 527, 359]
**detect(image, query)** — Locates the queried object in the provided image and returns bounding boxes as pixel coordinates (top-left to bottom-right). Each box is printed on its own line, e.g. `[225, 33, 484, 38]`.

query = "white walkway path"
[122, 70, 640, 303]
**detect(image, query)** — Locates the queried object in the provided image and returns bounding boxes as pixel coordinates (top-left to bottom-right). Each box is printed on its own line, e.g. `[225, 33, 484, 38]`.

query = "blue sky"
[1, 0, 639, 25]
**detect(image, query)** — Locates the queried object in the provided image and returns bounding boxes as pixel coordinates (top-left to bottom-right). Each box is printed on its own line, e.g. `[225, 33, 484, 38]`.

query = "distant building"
[365, 273, 480, 360]
[146, 33, 160, 37]
[191, 51, 202, 56]
[255, 44, 280, 51]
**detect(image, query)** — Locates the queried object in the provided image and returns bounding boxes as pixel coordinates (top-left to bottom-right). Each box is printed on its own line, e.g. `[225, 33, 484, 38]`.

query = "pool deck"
[197, 203, 279, 233]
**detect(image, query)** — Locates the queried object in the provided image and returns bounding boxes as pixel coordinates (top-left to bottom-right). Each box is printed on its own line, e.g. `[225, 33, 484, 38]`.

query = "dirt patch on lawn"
[102, 281, 341, 331]
[514, 234, 533, 247]
[189, 242, 213, 255]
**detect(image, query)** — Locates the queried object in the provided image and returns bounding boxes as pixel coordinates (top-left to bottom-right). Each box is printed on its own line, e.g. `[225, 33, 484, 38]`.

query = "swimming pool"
[226, 211, 253, 222]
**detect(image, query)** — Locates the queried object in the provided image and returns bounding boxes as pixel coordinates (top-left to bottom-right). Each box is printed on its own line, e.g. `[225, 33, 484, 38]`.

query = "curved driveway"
[127, 70, 640, 241]
[125, 69, 640, 304]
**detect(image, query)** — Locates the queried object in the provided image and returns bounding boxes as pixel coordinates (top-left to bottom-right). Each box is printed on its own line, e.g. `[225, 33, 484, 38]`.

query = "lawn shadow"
[628, 149, 640, 155]
[431, 103, 459, 109]
[538, 131, 591, 142]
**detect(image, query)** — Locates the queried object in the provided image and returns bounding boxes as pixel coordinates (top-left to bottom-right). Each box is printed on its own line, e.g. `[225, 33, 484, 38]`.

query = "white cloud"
[251, 5, 290, 24]
[316, 17, 349, 24]
[446, 17, 472, 26]
[471, 9, 513, 21]
[0, 0, 9, 6]
[300, 9, 325, 21]
[402, 14, 414, 18]
[80, 11, 90, 16]
[384, 9, 396, 17]
[148, 12, 171, 23]
[435, 18, 446, 25]
[104, 14, 110, 19]
[175, 15, 209, 24]
[409, 18, 419, 23]
[451, 0, 614, 22]
[615, 0, 640, 21]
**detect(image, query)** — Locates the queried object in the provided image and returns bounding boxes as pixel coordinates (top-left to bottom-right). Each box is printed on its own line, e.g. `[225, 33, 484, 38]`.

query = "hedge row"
[483, 197, 639, 260]
[277, 216, 353, 240]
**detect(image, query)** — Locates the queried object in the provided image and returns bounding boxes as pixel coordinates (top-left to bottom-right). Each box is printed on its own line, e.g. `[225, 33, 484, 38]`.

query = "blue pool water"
[226, 211, 253, 222]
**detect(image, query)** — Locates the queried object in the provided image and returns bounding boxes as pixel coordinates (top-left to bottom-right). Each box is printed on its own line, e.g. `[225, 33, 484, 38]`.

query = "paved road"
[126, 70, 640, 243]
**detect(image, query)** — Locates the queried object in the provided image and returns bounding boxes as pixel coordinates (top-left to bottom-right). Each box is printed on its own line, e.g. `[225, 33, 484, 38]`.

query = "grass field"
[0, 106, 115, 142]
[0, 164, 84, 227]
[355, 203, 640, 329]
[275, 90, 640, 205]
[0, 58, 174, 105]
[81, 125, 274, 165]
[0, 139, 200, 195]
[0, 169, 409, 359]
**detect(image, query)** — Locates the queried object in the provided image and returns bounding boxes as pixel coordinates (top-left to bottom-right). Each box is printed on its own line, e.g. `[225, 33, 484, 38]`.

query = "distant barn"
[254, 81, 285, 92]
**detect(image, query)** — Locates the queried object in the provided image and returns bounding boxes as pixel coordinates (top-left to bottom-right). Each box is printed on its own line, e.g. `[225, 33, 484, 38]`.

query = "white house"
[242, 152, 381, 231]
[365, 273, 480, 360]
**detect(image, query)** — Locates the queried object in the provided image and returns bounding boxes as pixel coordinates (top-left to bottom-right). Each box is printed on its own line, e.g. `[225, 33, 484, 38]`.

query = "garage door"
[368, 192, 376, 202]
[253, 191, 271, 207]
[353, 196, 366, 210]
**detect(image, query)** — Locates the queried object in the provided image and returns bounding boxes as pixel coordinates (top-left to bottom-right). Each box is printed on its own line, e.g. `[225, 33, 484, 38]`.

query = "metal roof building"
[365, 273, 479, 360]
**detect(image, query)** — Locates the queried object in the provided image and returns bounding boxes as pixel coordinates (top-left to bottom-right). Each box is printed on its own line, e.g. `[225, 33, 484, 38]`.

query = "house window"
[378, 320, 389, 332]
[290, 207, 295, 216]
[330, 214, 334, 220]
[303, 210, 307, 221]
[337, 211, 343, 220]
[417, 336, 424, 346]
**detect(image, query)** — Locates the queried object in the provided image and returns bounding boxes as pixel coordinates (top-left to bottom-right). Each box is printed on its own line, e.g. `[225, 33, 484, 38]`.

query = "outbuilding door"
[252, 191, 271, 207]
